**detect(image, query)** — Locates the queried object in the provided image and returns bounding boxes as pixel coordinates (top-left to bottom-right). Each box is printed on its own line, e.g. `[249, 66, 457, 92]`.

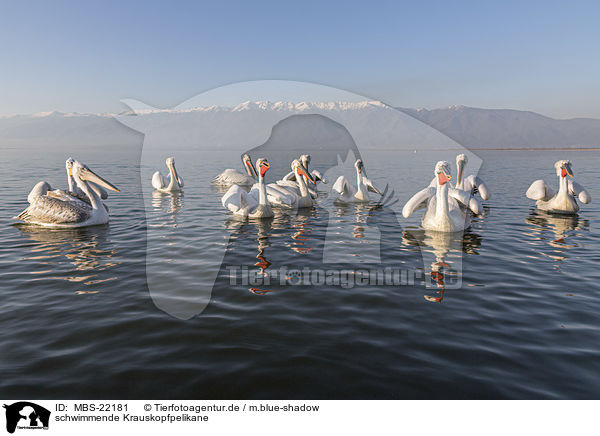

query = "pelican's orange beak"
[298, 166, 316, 184]
[438, 172, 451, 186]
[561, 166, 573, 178]
[260, 162, 270, 178]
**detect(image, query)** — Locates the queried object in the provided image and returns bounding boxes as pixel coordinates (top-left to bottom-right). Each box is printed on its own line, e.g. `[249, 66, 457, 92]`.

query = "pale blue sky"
[1, 0, 599, 118]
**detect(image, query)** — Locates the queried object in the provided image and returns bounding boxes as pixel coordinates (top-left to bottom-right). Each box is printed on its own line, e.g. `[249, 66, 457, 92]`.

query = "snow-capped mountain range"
[1, 101, 600, 149]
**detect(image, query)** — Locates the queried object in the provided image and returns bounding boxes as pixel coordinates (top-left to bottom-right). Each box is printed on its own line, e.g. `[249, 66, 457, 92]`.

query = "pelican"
[403, 161, 479, 232]
[427, 154, 489, 214]
[221, 158, 274, 219]
[66, 157, 108, 200]
[15, 160, 120, 227]
[214, 154, 258, 187]
[274, 159, 316, 209]
[152, 157, 184, 193]
[526, 160, 591, 214]
[454, 154, 491, 201]
[332, 159, 383, 203]
[280, 154, 327, 197]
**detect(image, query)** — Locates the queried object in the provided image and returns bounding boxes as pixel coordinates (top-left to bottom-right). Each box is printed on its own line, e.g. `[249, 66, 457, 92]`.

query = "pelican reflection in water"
[224, 216, 275, 295]
[403, 228, 482, 303]
[17, 225, 119, 292]
[525, 209, 589, 263]
[323, 202, 382, 263]
[151, 191, 184, 228]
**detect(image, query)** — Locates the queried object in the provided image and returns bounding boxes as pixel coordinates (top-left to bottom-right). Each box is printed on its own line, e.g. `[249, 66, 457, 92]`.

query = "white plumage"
[526, 160, 591, 214]
[403, 161, 481, 232]
[221, 158, 273, 219]
[16, 160, 119, 228]
[214, 154, 257, 187]
[152, 157, 184, 193]
[332, 159, 383, 203]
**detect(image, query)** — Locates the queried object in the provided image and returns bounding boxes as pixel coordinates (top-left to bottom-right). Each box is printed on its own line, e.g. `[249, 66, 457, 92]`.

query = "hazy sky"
[2, 0, 599, 118]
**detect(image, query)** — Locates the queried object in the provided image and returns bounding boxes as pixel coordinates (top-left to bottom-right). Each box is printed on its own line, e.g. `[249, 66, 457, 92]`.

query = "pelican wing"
[448, 187, 471, 208]
[214, 169, 253, 186]
[17, 196, 91, 224]
[526, 180, 554, 201]
[402, 187, 435, 218]
[363, 176, 383, 195]
[464, 175, 491, 200]
[267, 183, 296, 206]
[332, 176, 356, 199]
[281, 171, 296, 182]
[569, 180, 591, 204]
[222, 185, 257, 213]
[48, 189, 93, 209]
[312, 170, 327, 184]
[27, 181, 52, 203]
[450, 187, 483, 215]
[152, 171, 167, 190]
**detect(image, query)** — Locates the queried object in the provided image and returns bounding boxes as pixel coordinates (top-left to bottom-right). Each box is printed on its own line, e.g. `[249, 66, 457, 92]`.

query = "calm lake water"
[1, 146, 599, 399]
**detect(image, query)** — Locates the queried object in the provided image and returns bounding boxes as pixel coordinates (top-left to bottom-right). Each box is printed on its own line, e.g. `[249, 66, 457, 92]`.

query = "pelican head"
[434, 161, 452, 186]
[555, 160, 573, 178]
[313, 170, 327, 184]
[165, 157, 183, 186]
[300, 154, 311, 168]
[242, 153, 258, 178]
[355, 159, 364, 175]
[66, 157, 75, 174]
[292, 159, 316, 184]
[72, 161, 120, 192]
[255, 158, 270, 178]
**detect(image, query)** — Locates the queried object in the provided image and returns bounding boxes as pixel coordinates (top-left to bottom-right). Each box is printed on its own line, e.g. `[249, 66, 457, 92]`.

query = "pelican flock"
[216, 155, 319, 217]
[152, 157, 184, 193]
[15, 149, 593, 237]
[16, 159, 119, 228]
[526, 160, 591, 214]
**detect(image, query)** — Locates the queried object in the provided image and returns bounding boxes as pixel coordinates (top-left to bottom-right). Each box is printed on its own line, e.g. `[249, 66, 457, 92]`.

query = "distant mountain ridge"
[1, 102, 600, 149]
[398, 105, 600, 148]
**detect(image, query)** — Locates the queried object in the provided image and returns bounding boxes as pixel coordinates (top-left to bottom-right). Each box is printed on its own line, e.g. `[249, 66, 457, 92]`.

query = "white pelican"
[454, 154, 491, 201]
[214, 154, 258, 187]
[526, 160, 591, 214]
[273, 159, 316, 209]
[152, 157, 184, 193]
[66, 157, 108, 200]
[15, 160, 120, 228]
[332, 159, 383, 203]
[279, 154, 326, 199]
[221, 158, 274, 219]
[403, 161, 479, 232]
